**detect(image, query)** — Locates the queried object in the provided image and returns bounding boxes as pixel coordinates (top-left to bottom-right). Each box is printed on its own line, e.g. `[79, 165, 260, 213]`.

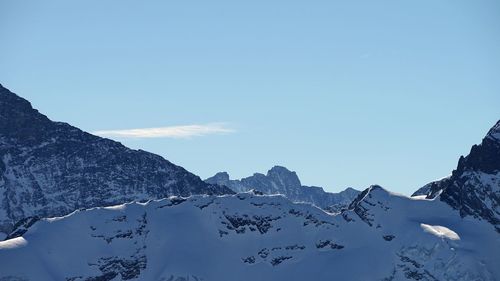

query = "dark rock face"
[413, 120, 500, 232]
[223, 214, 279, 234]
[383, 235, 395, 241]
[205, 166, 360, 209]
[455, 121, 500, 175]
[315, 239, 344, 250]
[0, 84, 233, 234]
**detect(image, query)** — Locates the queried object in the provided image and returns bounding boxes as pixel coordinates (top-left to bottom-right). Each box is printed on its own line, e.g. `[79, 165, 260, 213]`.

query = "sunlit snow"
[421, 223, 460, 240]
[0, 237, 27, 250]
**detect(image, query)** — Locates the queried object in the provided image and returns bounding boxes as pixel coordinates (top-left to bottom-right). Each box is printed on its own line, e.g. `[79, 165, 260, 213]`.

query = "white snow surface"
[0, 190, 498, 281]
[0, 237, 27, 250]
[421, 224, 460, 240]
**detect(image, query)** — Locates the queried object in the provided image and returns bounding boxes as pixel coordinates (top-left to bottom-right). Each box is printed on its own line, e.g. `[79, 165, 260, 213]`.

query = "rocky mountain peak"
[0, 84, 32, 112]
[485, 120, 500, 142]
[0, 84, 233, 236]
[207, 172, 230, 183]
[0, 85, 52, 140]
[205, 166, 359, 209]
[454, 120, 500, 175]
[412, 120, 500, 232]
[266, 166, 302, 188]
[348, 185, 388, 208]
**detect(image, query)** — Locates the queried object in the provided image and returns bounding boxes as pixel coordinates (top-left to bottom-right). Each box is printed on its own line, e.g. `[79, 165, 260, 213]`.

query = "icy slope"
[0, 84, 232, 236]
[0, 189, 498, 281]
[205, 166, 359, 210]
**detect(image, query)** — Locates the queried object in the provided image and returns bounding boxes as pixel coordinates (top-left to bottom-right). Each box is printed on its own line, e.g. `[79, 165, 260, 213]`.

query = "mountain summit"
[486, 120, 500, 142]
[0, 85, 499, 280]
[205, 166, 359, 210]
[0, 84, 232, 236]
[413, 120, 500, 232]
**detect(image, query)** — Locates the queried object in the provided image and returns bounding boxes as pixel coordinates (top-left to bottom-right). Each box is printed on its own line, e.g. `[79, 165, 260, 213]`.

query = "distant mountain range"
[0, 84, 232, 236]
[0, 84, 499, 280]
[205, 166, 359, 211]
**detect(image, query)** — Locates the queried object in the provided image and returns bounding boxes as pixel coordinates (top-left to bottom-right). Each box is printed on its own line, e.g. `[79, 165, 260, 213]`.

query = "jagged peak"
[453, 120, 500, 175]
[485, 120, 500, 142]
[0, 84, 36, 112]
[1, 84, 33, 112]
[368, 184, 386, 192]
[210, 166, 301, 185]
[266, 165, 301, 186]
[267, 165, 293, 174]
[0, 84, 54, 140]
[212, 172, 230, 181]
[348, 185, 390, 209]
[205, 166, 360, 209]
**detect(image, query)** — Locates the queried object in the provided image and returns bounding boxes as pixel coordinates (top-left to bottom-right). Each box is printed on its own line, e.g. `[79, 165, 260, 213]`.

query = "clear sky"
[1, 0, 499, 194]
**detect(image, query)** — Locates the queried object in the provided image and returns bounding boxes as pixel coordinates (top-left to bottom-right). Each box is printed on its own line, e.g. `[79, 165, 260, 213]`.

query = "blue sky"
[1, 0, 499, 194]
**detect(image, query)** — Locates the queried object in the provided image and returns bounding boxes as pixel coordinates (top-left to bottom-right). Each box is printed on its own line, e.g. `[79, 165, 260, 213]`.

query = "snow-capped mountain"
[1, 82, 499, 280]
[205, 166, 359, 210]
[1, 120, 499, 280]
[0, 187, 498, 281]
[0, 84, 232, 237]
[412, 120, 500, 232]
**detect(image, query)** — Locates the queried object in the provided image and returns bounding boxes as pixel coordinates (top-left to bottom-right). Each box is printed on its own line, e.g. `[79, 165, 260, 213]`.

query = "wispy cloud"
[92, 123, 234, 139]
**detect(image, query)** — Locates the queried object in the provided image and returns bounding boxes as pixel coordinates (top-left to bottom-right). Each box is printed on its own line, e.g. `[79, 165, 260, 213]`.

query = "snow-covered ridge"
[0, 190, 498, 281]
[1, 83, 499, 280]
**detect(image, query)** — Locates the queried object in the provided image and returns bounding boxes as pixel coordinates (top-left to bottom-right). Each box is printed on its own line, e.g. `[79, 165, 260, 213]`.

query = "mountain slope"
[0, 84, 232, 236]
[205, 166, 359, 210]
[1, 83, 499, 280]
[412, 120, 500, 232]
[0, 189, 498, 281]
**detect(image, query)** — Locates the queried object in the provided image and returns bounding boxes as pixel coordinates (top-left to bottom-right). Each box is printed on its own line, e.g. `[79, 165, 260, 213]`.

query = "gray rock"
[412, 120, 500, 232]
[0, 84, 233, 234]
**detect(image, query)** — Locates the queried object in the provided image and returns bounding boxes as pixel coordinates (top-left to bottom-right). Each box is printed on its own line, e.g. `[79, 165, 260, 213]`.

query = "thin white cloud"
[92, 123, 234, 139]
